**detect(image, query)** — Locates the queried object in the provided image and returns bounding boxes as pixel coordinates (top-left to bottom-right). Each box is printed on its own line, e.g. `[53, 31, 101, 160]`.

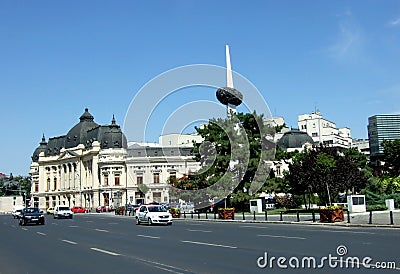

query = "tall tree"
[169, 112, 275, 211]
[383, 139, 400, 177]
[286, 146, 368, 205]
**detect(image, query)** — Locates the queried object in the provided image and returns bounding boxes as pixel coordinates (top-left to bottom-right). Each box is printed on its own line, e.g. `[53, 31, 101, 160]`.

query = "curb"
[172, 217, 400, 229]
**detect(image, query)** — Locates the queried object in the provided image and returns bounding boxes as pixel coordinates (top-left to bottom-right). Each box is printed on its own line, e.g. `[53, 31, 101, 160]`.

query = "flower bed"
[218, 208, 235, 220]
[319, 206, 344, 223]
[169, 207, 181, 218]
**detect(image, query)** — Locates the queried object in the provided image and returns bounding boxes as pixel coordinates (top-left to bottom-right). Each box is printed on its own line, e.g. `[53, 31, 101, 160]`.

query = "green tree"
[285, 146, 368, 206]
[169, 111, 276, 212]
[383, 139, 400, 177]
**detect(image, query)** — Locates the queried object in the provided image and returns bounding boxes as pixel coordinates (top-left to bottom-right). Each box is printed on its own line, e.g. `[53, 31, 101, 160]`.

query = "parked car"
[96, 205, 114, 213]
[180, 202, 195, 213]
[18, 207, 45, 226]
[46, 207, 55, 215]
[12, 205, 25, 219]
[136, 204, 172, 225]
[71, 206, 86, 213]
[130, 204, 141, 215]
[54, 205, 73, 219]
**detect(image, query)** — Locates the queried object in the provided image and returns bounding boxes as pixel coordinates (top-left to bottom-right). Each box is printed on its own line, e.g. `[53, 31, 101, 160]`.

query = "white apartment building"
[351, 138, 370, 156]
[158, 133, 204, 147]
[298, 110, 352, 148]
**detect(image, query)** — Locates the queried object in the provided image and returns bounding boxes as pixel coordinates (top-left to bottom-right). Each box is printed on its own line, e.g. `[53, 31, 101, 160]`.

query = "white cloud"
[327, 18, 362, 60]
[389, 17, 400, 26]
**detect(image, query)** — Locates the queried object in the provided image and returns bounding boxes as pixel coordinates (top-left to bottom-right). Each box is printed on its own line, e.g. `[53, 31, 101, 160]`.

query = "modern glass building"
[368, 114, 400, 159]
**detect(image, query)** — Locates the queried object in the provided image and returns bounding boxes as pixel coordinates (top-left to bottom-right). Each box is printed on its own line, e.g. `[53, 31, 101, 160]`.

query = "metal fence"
[177, 210, 399, 225]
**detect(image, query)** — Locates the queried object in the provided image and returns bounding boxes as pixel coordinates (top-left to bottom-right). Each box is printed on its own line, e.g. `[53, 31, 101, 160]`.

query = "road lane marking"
[137, 234, 160, 239]
[69, 225, 79, 228]
[95, 229, 109, 233]
[90, 247, 120, 256]
[62, 239, 78, 245]
[323, 230, 375, 235]
[240, 225, 269, 229]
[181, 240, 237, 249]
[21, 228, 28, 231]
[187, 229, 212, 233]
[133, 257, 192, 274]
[37, 232, 46, 236]
[257, 234, 306, 240]
[108, 222, 119, 225]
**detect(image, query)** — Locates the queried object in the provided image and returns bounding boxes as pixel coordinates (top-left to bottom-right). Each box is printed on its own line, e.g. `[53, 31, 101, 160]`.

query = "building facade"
[368, 114, 400, 159]
[126, 140, 201, 205]
[298, 110, 352, 148]
[30, 108, 128, 211]
[351, 138, 370, 156]
[30, 109, 201, 211]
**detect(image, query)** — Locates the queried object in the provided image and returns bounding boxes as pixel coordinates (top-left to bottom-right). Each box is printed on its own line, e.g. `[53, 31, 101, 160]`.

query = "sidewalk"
[172, 210, 400, 228]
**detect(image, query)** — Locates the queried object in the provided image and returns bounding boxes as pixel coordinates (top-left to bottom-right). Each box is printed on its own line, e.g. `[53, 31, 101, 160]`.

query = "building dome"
[277, 129, 314, 150]
[32, 134, 47, 162]
[89, 115, 128, 149]
[65, 108, 99, 149]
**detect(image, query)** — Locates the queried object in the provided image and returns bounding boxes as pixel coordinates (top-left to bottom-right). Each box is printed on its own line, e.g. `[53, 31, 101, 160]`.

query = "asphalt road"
[0, 213, 399, 274]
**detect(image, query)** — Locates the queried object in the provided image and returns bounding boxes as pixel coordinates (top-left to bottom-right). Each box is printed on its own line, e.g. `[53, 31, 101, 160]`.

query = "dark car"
[19, 207, 45, 226]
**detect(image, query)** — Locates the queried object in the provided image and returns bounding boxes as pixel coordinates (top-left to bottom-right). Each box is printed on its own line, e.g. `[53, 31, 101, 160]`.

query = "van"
[54, 205, 73, 219]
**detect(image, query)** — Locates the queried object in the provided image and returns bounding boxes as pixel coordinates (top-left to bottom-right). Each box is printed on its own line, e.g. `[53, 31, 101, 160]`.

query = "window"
[104, 175, 108, 186]
[153, 192, 161, 203]
[137, 175, 143, 185]
[352, 197, 365, 205]
[153, 173, 160, 184]
[276, 166, 281, 176]
[47, 178, 51, 191]
[35, 182, 39, 192]
[312, 133, 318, 137]
[115, 176, 120, 186]
[53, 178, 57, 191]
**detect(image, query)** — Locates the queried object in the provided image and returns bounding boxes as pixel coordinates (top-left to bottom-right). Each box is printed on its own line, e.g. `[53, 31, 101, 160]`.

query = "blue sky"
[1, 1, 399, 176]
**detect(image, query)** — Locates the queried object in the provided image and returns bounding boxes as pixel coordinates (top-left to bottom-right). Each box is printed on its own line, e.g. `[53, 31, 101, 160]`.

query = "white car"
[12, 205, 25, 219]
[180, 202, 195, 213]
[136, 205, 172, 225]
[54, 205, 74, 219]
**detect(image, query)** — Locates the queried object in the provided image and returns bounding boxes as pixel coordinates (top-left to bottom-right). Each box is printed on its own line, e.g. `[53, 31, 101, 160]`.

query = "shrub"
[275, 195, 302, 209]
[320, 205, 343, 210]
[366, 204, 388, 211]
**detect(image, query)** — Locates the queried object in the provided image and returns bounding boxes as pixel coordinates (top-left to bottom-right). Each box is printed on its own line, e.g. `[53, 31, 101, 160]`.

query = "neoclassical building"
[30, 108, 201, 211]
[30, 108, 128, 211]
[126, 140, 201, 205]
